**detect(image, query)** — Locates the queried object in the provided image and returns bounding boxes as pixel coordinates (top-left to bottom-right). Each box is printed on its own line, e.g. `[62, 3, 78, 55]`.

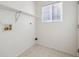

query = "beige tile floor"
[19, 44, 74, 57]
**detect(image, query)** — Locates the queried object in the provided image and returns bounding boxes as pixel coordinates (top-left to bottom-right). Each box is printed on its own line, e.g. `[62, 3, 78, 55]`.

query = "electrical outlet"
[77, 25, 79, 29]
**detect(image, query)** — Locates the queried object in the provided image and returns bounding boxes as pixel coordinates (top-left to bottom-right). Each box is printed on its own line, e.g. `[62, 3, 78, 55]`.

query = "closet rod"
[0, 4, 38, 18]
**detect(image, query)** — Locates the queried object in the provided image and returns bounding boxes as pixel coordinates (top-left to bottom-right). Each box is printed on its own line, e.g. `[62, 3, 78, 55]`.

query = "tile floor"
[19, 44, 74, 57]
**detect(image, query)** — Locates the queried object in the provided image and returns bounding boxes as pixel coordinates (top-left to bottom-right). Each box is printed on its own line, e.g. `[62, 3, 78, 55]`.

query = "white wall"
[0, 1, 35, 15]
[77, 4, 79, 56]
[0, 2, 35, 57]
[35, 1, 77, 56]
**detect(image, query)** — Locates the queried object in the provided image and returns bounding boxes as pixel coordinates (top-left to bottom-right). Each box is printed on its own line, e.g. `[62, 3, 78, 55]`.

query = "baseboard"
[17, 41, 77, 57]
[17, 43, 35, 57]
[37, 41, 77, 57]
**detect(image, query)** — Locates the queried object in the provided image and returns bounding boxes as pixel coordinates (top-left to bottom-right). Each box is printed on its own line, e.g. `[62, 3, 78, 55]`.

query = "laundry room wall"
[0, 1, 35, 57]
[35, 1, 77, 56]
[77, 3, 79, 56]
[0, 1, 35, 15]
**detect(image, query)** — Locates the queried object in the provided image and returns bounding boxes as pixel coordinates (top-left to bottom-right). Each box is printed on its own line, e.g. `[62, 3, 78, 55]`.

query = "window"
[42, 2, 63, 22]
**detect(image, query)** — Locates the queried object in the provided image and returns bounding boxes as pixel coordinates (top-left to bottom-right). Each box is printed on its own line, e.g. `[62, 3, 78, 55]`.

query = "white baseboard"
[37, 41, 77, 57]
[17, 41, 77, 57]
[17, 43, 35, 57]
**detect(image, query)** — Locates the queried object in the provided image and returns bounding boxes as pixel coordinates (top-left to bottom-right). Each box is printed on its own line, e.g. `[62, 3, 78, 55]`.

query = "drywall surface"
[0, 1, 35, 15]
[77, 5, 79, 56]
[35, 1, 77, 56]
[0, 2, 35, 57]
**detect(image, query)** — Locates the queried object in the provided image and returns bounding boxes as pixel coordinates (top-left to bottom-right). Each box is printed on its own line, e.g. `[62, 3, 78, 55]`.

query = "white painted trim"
[17, 43, 35, 57]
[37, 41, 77, 57]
